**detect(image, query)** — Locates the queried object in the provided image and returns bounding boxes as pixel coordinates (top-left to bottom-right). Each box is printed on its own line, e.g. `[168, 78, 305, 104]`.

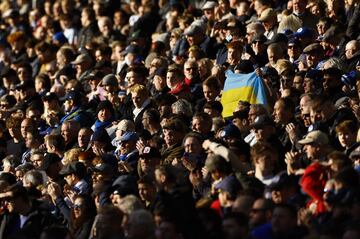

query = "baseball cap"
[60, 90, 81, 103]
[292, 27, 314, 39]
[102, 74, 118, 86]
[251, 115, 275, 129]
[303, 43, 323, 54]
[265, 33, 288, 45]
[120, 131, 139, 142]
[202, 1, 217, 10]
[93, 163, 114, 175]
[215, 175, 242, 198]
[220, 124, 241, 139]
[139, 146, 161, 159]
[59, 161, 86, 177]
[184, 25, 204, 36]
[91, 128, 112, 144]
[258, 8, 277, 22]
[41, 92, 58, 102]
[122, 44, 141, 55]
[298, 130, 329, 145]
[15, 80, 35, 90]
[71, 53, 93, 64]
[40, 153, 61, 171]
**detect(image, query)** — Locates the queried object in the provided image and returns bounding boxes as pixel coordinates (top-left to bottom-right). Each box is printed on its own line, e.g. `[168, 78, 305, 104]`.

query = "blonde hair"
[63, 148, 82, 165]
[129, 84, 148, 96]
[277, 14, 302, 33]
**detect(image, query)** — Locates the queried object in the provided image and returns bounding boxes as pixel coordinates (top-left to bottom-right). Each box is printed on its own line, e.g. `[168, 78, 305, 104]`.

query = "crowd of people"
[0, 0, 359, 238]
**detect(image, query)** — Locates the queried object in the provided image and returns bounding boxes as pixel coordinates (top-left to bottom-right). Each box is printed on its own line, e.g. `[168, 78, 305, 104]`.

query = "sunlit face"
[73, 197, 86, 219]
[183, 136, 202, 155]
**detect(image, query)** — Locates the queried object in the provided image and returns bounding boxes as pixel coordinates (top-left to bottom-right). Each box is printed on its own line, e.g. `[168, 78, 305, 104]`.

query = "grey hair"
[23, 170, 44, 188]
[171, 99, 193, 118]
[117, 195, 144, 215]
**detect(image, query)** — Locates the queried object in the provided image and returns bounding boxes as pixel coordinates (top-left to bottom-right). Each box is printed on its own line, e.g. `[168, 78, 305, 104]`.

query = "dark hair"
[71, 194, 97, 232]
[144, 108, 160, 123]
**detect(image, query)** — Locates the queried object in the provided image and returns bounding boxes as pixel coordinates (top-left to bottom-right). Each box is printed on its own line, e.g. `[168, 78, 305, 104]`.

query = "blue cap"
[220, 124, 241, 139]
[292, 27, 314, 39]
[52, 32, 68, 44]
[215, 175, 242, 198]
[120, 131, 139, 142]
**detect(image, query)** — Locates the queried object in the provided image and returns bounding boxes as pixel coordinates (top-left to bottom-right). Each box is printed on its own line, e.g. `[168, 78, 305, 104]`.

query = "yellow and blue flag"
[221, 71, 269, 118]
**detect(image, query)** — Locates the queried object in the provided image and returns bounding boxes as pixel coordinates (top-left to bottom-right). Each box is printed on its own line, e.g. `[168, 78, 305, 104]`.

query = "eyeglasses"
[73, 204, 84, 209]
[251, 208, 267, 213]
[185, 67, 197, 71]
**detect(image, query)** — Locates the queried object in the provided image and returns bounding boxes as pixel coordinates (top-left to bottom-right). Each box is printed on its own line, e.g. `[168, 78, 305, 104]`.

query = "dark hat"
[305, 69, 323, 81]
[265, 33, 288, 45]
[15, 80, 35, 90]
[102, 74, 118, 86]
[52, 32, 68, 44]
[252, 34, 267, 44]
[215, 175, 242, 198]
[123, 44, 141, 55]
[120, 131, 139, 142]
[0, 66, 16, 77]
[269, 172, 299, 191]
[111, 174, 138, 196]
[349, 145, 360, 159]
[288, 37, 301, 46]
[71, 53, 93, 64]
[234, 60, 254, 74]
[251, 115, 275, 129]
[322, 26, 342, 42]
[42, 92, 58, 102]
[204, 100, 223, 113]
[298, 130, 329, 145]
[139, 146, 161, 159]
[303, 43, 323, 54]
[205, 154, 229, 172]
[96, 100, 114, 115]
[129, 30, 146, 42]
[60, 90, 81, 103]
[163, 118, 187, 133]
[202, 1, 218, 10]
[93, 163, 114, 175]
[154, 67, 167, 78]
[184, 25, 205, 36]
[91, 128, 111, 144]
[168, 64, 182, 74]
[220, 124, 241, 139]
[40, 153, 61, 171]
[60, 161, 86, 177]
[292, 27, 314, 39]
[258, 8, 277, 22]
[341, 71, 358, 87]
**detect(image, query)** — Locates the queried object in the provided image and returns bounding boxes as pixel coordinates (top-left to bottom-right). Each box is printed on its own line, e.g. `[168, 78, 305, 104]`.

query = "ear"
[160, 174, 167, 184]
[242, 119, 248, 126]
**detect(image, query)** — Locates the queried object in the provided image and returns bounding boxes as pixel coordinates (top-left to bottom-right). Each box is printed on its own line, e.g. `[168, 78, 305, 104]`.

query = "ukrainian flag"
[221, 71, 269, 118]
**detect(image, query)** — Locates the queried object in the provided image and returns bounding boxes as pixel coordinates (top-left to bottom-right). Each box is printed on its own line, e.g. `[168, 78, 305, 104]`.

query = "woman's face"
[73, 197, 85, 219]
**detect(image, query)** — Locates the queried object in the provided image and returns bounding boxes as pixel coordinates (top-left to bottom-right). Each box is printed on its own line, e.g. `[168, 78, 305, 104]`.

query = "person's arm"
[203, 140, 244, 173]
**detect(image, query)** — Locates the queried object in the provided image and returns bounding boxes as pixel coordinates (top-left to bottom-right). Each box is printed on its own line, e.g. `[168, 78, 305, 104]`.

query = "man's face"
[98, 108, 112, 122]
[78, 129, 92, 148]
[345, 42, 358, 59]
[303, 143, 319, 160]
[184, 136, 202, 155]
[163, 128, 181, 147]
[203, 85, 219, 101]
[184, 62, 198, 80]
[131, 91, 146, 108]
[203, 8, 215, 21]
[306, 53, 320, 68]
[64, 174, 75, 186]
[21, 119, 34, 139]
[323, 74, 339, 91]
[64, 99, 73, 112]
[81, 11, 89, 27]
[61, 124, 74, 144]
[249, 199, 269, 227]
[254, 151, 275, 172]
[125, 71, 140, 87]
[271, 207, 296, 234]
[303, 78, 315, 93]
[166, 71, 180, 89]
[292, 0, 306, 14]
[337, 131, 356, 148]
[254, 126, 273, 142]
[153, 75, 165, 91]
[273, 101, 289, 124]
[192, 117, 210, 135]
[186, 34, 202, 46]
